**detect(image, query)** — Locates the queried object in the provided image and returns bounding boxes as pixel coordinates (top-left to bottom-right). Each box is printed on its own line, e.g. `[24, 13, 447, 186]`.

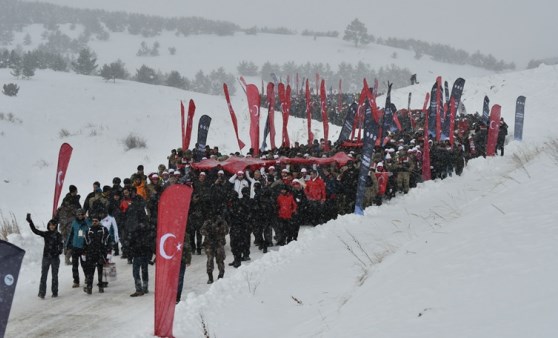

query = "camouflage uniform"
[200, 215, 229, 283]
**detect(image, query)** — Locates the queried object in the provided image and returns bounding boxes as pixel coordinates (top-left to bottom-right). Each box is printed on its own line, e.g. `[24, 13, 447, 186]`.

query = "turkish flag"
[267, 82, 276, 149]
[320, 80, 329, 151]
[154, 184, 193, 338]
[180, 101, 185, 150]
[305, 79, 313, 145]
[183, 99, 196, 150]
[52, 143, 73, 217]
[246, 83, 261, 157]
[224, 83, 246, 151]
[486, 104, 501, 156]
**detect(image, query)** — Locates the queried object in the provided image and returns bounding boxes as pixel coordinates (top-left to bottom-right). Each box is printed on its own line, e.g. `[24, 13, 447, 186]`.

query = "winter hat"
[377, 162, 384, 168]
[300, 168, 307, 173]
[173, 171, 181, 176]
[69, 185, 77, 193]
[168, 169, 175, 174]
[218, 170, 225, 175]
[102, 185, 111, 193]
[237, 170, 244, 175]
[292, 179, 302, 185]
[199, 172, 206, 176]
[112, 177, 121, 185]
[162, 171, 169, 176]
[269, 166, 276, 171]
[137, 165, 144, 171]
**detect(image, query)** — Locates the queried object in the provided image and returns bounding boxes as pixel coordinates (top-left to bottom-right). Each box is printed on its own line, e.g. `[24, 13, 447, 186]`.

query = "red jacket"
[304, 177, 326, 202]
[277, 192, 297, 220]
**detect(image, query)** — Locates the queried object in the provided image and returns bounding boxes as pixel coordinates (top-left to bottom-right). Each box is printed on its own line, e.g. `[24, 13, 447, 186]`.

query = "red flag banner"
[449, 98, 456, 146]
[154, 184, 193, 338]
[223, 83, 246, 151]
[320, 79, 329, 151]
[267, 82, 276, 149]
[183, 99, 196, 150]
[278, 83, 290, 148]
[246, 83, 261, 156]
[486, 104, 501, 156]
[180, 101, 185, 150]
[422, 92, 431, 181]
[305, 79, 313, 145]
[52, 143, 73, 217]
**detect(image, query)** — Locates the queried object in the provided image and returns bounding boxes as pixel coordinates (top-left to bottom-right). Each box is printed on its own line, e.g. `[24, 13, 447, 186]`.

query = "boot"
[217, 272, 224, 279]
[72, 282, 80, 288]
[233, 259, 241, 268]
[98, 286, 104, 293]
[130, 291, 144, 297]
[207, 273, 213, 284]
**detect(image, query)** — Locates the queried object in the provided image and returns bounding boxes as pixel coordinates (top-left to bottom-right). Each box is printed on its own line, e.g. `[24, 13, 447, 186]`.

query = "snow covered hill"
[2, 63, 558, 337]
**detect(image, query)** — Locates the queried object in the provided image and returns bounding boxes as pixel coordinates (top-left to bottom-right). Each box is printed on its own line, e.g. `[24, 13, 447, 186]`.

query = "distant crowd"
[29, 109, 508, 302]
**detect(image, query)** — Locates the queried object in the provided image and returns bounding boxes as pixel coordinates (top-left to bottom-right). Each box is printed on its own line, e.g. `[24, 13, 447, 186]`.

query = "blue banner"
[482, 95, 490, 124]
[514, 96, 526, 141]
[336, 102, 357, 145]
[442, 78, 465, 139]
[196, 114, 212, 152]
[0, 240, 25, 338]
[354, 101, 379, 215]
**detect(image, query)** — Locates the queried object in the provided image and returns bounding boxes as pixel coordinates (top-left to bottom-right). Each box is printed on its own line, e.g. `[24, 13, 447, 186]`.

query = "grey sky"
[24, 0, 557, 66]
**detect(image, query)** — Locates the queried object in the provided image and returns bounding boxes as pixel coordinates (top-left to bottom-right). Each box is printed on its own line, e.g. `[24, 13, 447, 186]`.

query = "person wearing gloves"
[26, 214, 64, 299]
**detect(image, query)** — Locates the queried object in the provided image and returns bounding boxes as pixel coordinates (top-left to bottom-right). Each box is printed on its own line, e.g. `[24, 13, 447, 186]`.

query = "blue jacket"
[66, 218, 91, 250]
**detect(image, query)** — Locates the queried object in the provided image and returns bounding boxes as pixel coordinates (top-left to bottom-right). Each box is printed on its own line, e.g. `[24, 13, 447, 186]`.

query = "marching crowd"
[28, 109, 508, 303]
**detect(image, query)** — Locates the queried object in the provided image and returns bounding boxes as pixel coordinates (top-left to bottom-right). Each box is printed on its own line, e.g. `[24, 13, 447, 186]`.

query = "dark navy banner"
[355, 100, 379, 215]
[482, 95, 490, 124]
[336, 102, 358, 145]
[196, 114, 212, 152]
[514, 96, 526, 141]
[0, 240, 25, 338]
[428, 82, 438, 138]
[442, 78, 465, 139]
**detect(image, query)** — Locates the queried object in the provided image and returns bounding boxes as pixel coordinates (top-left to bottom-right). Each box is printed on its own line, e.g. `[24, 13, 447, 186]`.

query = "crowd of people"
[30, 108, 508, 302]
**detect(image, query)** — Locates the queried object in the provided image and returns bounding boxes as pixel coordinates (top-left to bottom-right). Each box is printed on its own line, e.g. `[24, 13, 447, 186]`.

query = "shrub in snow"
[123, 133, 147, 151]
[2, 83, 19, 96]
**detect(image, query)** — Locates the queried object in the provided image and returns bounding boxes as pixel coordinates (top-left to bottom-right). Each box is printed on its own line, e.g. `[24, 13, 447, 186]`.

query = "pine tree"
[73, 48, 98, 75]
[166, 70, 186, 88]
[22, 52, 37, 79]
[100, 60, 129, 83]
[135, 65, 158, 84]
[343, 18, 369, 47]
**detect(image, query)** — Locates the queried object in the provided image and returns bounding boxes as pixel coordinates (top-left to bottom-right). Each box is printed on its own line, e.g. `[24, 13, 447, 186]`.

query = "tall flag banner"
[305, 79, 313, 145]
[223, 83, 246, 151]
[444, 80, 450, 109]
[373, 79, 379, 98]
[514, 96, 526, 141]
[337, 102, 357, 144]
[428, 81, 438, 138]
[267, 82, 277, 149]
[422, 92, 432, 181]
[352, 84, 368, 141]
[239, 76, 247, 89]
[408, 92, 416, 130]
[286, 75, 290, 87]
[319, 79, 329, 151]
[53, 143, 73, 217]
[246, 83, 261, 156]
[486, 105, 502, 156]
[393, 108, 402, 131]
[154, 185, 193, 338]
[482, 95, 490, 124]
[183, 99, 196, 150]
[261, 112, 271, 152]
[338, 79, 343, 113]
[180, 101, 185, 150]
[381, 83, 396, 139]
[278, 83, 290, 147]
[442, 78, 465, 140]
[0, 240, 25, 338]
[354, 99, 378, 215]
[435, 76, 442, 141]
[449, 98, 456, 146]
[196, 115, 212, 152]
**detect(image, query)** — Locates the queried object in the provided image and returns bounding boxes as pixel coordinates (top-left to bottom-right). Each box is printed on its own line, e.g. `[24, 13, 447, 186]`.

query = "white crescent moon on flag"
[253, 105, 260, 117]
[57, 170, 64, 186]
[159, 233, 177, 259]
[490, 120, 496, 129]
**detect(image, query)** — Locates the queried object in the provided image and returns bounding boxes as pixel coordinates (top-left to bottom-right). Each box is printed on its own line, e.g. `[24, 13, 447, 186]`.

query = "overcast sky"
[24, 0, 557, 67]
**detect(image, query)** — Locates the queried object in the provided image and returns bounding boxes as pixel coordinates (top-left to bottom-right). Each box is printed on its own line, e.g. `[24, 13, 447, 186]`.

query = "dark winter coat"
[29, 221, 63, 258]
[66, 217, 91, 250]
[85, 224, 109, 262]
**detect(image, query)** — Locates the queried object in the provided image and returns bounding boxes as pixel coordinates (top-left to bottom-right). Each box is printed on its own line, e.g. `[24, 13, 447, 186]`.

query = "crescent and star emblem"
[252, 105, 260, 117]
[57, 170, 64, 186]
[159, 233, 182, 260]
[490, 120, 496, 129]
